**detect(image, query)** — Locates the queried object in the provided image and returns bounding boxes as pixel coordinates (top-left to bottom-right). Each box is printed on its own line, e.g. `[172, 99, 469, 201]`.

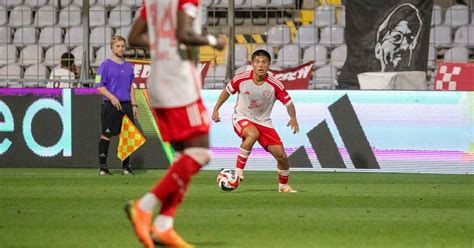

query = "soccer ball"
[217, 169, 240, 191]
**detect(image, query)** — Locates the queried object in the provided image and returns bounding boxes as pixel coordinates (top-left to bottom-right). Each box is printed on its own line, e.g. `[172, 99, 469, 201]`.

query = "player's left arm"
[286, 102, 299, 134]
[276, 85, 299, 134]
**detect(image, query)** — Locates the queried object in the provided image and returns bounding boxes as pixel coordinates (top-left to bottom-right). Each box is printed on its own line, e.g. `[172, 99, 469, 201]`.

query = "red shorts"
[154, 100, 210, 142]
[233, 119, 283, 149]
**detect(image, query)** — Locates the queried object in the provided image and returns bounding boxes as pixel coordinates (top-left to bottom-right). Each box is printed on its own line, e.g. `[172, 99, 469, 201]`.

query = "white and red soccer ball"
[217, 169, 239, 191]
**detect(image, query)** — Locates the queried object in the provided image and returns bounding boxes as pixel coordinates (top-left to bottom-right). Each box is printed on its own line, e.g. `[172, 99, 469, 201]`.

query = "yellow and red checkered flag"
[117, 115, 146, 161]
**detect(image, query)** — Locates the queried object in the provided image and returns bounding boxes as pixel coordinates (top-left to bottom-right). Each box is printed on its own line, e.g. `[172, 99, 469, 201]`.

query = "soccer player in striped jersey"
[212, 49, 300, 193]
[124, 0, 226, 247]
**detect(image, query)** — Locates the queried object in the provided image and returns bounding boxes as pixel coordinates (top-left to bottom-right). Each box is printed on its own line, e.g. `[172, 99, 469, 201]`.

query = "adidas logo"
[105, 128, 111, 133]
[289, 94, 380, 169]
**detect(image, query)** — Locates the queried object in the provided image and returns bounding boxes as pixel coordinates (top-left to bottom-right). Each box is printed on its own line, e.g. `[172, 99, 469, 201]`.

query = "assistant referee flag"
[117, 115, 146, 161]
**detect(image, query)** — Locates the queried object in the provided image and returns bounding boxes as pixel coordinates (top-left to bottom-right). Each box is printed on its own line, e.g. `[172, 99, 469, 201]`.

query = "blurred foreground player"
[125, 0, 226, 247]
[212, 49, 299, 193]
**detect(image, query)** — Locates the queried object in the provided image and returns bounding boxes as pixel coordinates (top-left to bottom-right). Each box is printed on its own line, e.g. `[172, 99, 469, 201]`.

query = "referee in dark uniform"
[96, 36, 138, 176]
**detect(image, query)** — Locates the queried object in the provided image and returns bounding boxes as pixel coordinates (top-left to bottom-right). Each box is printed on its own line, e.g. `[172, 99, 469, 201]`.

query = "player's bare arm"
[177, 10, 226, 50]
[286, 102, 299, 134]
[128, 17, 149, 48]
[130, 87, 138, 118]
[97, 86, 122, 111]
[212, 89, 231, 122]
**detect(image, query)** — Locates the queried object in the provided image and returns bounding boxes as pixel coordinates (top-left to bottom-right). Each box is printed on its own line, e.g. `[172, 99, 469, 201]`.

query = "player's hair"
[60, 52, 75, 67]
[110, 35, 126, 49]
[251, 49, 271, 62]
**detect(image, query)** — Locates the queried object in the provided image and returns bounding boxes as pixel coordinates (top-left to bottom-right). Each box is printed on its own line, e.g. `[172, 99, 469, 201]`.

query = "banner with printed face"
[129, 60, 211, 89]
[338, 0, 433, 88]
[434, 62, 474, 91]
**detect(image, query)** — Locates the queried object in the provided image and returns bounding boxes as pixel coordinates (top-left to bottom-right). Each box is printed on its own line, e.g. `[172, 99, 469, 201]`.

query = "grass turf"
[0, 168, 473, 248]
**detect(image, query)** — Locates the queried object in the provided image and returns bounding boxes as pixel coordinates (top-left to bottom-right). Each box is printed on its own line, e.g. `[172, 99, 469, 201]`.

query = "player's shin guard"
[151, 148, 211, 216]
[278, 169, 289, 185]
[236, 148, 251, 170]
[98, 139, 110, 168]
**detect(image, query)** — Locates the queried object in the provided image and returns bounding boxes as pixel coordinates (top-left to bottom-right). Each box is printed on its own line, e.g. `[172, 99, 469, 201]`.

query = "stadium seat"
[13, 27, 38, 46]
[319, 25, 344, 46]
[39, 27, 63, 47]
[453, 26, 474, 47]
[58, 5, 82, 27]
[72, 0, 97, 7]
[0, 64, 22, 87]
[9, 6, 33, 27]
[234, 44, 249, 68]
[109, 5, 132, 27]
[313, 64, 337, 87]
[330, 44, 346, 68]
[429, 26, 452, 47]
[215, 0, 245, 7]
[427, 44, 436, 69]
[205, 64, 226, 87]
[71, 45, 94, 65]
[293, 25, 318, 48]
[44, 44, 69, 66]
[90, 27, 114, 48]
[0, 26, 12, 44]
[95, 0, 121, 7]
[121, 0, 142, 7]
[59, 0, 73, 6]
[93, 46, 112, 66]
[267, 0, 294, 8]
[313, 5, 336, 27]
[303, 45, 327, 67]
[64, 26, 84, 46]
[0, 0, 23, 8]
[201, 0, 213, 7]
[23, 64, 49, 87]
[24, 0, 48, 8]
[267, 25, 291, 47]
[275, 44, 301, 68]
[443, 4, 469, 27]
[443, 46, 469, 63]
[240, 0, 267, 7]
[235, 65, 252, 74]
[201, 8, 208, 26]
[34, 5, 57, 26]
[0, 45, 17, 66]
[20, 44, 44, 65]
[337, 6, 345, 27]
[431, 5, 442, 26]
[89, 5, 107, 27]
[115, 27, 131, 40]
[0, 5, 7, 26]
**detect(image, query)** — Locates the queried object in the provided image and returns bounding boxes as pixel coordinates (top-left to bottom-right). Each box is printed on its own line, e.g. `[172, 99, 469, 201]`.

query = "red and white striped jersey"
[226, 70, 292, 128]
[140, 0, 202, 108]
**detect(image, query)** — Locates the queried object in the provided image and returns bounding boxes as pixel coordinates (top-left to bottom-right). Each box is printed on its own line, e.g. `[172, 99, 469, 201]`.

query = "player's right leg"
[233, 120, 260, 181]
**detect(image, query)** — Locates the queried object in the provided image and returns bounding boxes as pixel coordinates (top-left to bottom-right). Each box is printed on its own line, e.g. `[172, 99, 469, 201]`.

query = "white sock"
[154, 214, 174, 232]
[138, 193, 157, 212]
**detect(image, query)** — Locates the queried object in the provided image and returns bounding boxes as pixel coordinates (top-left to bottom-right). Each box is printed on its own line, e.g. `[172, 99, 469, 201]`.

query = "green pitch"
[1, 168, 473, 247]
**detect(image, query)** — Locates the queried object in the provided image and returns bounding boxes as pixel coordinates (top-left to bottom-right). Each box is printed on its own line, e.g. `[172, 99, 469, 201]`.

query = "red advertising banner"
[239, 61, 315, 90]
[434, 62, 474, 91]
[269, 61, 315, 89]
[129, 59, 211, 89]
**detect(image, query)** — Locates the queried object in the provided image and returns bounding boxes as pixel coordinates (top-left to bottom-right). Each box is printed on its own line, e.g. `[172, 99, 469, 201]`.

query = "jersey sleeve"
[226, 79, 241, 95]
[178, 0, 198, 18]
[275, 85, 291, 106]
[139, 1, 147, 21]
[95, 63, 108, 88]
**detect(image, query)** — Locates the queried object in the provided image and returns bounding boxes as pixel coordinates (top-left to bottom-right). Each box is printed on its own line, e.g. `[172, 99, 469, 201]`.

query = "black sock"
[123, 157, 131, 170]
[98, 139, 110, 169]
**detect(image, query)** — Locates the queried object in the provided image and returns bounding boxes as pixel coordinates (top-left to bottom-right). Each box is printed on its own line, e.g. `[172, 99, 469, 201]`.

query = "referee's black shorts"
[101, 101, 134, 138]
